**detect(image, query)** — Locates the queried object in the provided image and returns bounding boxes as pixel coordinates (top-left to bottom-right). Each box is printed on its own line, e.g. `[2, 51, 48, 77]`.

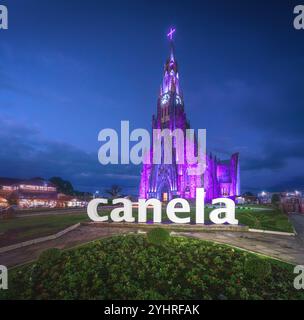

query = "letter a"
[0, 265, 8, 290]
[209, 198, 238, 225]
[294, 265, 304, 290]
[0, 5, 8, 30]
[294, 5, 304, 30]
[98, 129, 118, 164]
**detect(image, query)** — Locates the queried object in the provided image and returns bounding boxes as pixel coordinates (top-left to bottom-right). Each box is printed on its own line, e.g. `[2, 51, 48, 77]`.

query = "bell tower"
[139, 29, 240, 202]
[155, 28, 187, 133]
[145, 28, 196, 201]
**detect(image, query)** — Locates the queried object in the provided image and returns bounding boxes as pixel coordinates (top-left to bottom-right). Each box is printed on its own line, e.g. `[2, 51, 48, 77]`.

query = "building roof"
[19, 178, 56, 188]
[0, 177, 56, 188]
[57, 193, 74, 201]
[10, 190, 58, 200]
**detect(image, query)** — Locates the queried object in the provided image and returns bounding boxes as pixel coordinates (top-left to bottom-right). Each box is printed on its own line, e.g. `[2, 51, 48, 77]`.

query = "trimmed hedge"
[147, 228, 170, 246]
[1, 235, 303, 300]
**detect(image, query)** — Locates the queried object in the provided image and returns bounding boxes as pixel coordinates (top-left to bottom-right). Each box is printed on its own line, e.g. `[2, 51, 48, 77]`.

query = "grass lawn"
[0, 206, 293, 247]
[234, 208, 293, 232]
[137, 206, 293, 233]
[1, 234, 303, 300]
[0, 213, 90, 246]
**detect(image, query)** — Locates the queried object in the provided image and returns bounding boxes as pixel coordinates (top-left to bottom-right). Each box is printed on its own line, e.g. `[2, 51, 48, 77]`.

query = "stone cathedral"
[139, 30, 240, 202]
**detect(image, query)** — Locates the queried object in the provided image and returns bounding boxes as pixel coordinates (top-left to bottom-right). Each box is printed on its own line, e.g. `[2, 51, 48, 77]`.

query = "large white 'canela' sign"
[87, 188, 238, 225]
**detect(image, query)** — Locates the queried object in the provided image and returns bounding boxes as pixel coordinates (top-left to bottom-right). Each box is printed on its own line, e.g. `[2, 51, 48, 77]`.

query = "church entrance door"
[162, 192, 168, 202]
[158, 180, 170, 202]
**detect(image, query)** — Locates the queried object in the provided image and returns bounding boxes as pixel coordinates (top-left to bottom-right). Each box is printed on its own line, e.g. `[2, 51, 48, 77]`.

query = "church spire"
[161, 27, 180, 95]
[167, 27, 176, 62]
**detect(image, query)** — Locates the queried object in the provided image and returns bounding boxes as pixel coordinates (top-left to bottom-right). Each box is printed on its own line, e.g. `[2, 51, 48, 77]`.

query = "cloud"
[242, 138, 304, 171]
[189, 79, 304, 176]
[189, 77, 304, 140]
[231, 79, 304, 138]
[0, 65, 38, 98]
[269, 175, 304, 192]
[0, 117, 141, 193]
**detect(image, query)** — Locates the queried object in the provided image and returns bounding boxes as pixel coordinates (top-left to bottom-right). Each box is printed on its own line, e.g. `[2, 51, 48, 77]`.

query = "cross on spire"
[167, 27, 176, 41]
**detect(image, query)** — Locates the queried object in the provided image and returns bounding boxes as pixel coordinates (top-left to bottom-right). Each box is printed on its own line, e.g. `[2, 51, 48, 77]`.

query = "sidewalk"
[1, 224, 304, 268]
[289, 213, 304, 244]
[180, 230, 304, 265]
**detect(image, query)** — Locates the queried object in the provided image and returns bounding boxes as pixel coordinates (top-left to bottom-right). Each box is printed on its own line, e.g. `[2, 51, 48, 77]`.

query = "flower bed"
[1, 234, 303, 300]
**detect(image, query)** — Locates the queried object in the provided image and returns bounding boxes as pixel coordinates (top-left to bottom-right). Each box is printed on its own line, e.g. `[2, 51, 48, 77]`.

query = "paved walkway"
[0, 225, 131, 268]
[180, 231, 304, 265]
[289, 213, 304, 244]
[1, 224, 304, 268]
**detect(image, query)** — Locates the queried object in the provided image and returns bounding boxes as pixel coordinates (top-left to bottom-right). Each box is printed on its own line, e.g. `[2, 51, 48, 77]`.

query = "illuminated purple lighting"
[139, 32, 240, 202]
[167, 27, 176, 40]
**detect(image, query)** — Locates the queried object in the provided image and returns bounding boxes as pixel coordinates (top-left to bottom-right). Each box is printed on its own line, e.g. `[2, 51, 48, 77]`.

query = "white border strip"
[249, 228, 294, 236]
[0, 223, 80, 254]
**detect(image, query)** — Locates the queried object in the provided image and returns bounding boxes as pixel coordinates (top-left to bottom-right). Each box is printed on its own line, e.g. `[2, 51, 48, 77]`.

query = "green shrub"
[2, 235, 304, 300]
[147, 227, 170, 246]
[244, 256, 272, 282]
[38, 248, 62, 265]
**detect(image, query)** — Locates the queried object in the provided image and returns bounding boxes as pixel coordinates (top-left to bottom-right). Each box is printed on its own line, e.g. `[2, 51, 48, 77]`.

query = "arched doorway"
[157, 180, 171, 202]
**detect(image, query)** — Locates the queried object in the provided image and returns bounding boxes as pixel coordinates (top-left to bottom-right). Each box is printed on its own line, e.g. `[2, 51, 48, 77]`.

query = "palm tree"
[105, 185, 122, 199]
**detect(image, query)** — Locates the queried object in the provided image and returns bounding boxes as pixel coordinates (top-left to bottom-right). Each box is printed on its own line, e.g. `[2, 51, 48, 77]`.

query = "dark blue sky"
[0, 0, 303, 195]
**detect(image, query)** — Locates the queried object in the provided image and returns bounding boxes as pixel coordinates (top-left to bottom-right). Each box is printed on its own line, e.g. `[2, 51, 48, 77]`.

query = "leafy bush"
[147, 227, 170, 246]
[271, 194, 281, 206]
[38, 248, 62, 266]
[1, 235, 303, 300]
[244, 256, 272, 282]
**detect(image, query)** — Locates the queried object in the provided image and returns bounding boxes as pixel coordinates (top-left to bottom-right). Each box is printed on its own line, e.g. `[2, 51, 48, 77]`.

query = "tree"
[105, 185, 122, 199]
[49, 177, 74, 195]
[243, 192, 255, 197]
[271, 194, 281, 206]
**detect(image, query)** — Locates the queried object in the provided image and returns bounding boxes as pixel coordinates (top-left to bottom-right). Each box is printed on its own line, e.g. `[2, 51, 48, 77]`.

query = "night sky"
[0, 0, 303, 195]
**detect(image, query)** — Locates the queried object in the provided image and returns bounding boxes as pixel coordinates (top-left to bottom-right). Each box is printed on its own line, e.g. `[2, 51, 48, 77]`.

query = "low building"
[236, 194, 258, 205]
[0, 177, 58, 208]
[0, 196, 8, 208]
[257, 191, 273, 204]
[57, 193, 88, 208]
[281, 191, 303, 214]
[0, 177, 89, 209]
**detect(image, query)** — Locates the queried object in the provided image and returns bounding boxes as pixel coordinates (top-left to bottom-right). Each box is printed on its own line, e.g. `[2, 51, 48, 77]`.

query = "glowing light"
[167, 27, 176, 41]
[139, 33, 240, 203]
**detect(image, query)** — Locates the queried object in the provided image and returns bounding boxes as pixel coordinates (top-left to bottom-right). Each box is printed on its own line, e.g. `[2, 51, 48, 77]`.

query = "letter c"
[87, 198, 108, 222]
